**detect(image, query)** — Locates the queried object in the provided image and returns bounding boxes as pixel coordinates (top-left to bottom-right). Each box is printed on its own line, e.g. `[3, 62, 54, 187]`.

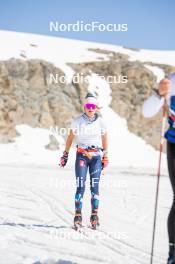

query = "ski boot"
[90, 210, 99, 230]
[73, 210, 82, 230]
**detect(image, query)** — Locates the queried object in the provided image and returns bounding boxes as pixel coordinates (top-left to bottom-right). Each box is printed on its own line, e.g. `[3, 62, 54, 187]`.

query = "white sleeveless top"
[71, 113, 107, 148]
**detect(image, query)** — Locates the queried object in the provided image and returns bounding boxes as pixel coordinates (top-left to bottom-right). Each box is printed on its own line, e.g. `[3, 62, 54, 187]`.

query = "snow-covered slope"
[0, 30, 175, 81]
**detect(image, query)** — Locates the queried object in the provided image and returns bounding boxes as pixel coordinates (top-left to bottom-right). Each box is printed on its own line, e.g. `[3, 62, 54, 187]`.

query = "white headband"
[84, 96, 97, 105]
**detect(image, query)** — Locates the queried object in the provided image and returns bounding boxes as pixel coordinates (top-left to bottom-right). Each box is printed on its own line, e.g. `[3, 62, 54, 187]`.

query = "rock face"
[0, 59, 81, 145]
[0, 52, 174, 150]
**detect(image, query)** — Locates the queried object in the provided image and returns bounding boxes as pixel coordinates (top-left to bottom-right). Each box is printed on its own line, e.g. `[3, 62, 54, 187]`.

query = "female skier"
[143, 75, 175, 264]
[60, 93, 109, 229]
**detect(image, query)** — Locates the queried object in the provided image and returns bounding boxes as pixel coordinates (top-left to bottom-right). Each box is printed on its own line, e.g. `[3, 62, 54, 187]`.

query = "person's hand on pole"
[158, 79, 171, 97]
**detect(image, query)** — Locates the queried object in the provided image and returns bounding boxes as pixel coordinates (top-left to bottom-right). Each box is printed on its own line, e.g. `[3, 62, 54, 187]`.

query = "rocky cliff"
[0, 50, 174, 149]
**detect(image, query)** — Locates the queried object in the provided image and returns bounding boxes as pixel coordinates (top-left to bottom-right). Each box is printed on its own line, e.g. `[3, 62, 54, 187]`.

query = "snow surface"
[0, 165, 171, 264]
[0, 30, 174, 264]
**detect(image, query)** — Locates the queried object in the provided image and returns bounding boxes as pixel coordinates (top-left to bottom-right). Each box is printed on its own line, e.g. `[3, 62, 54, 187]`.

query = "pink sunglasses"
[84, 103, 97, 110]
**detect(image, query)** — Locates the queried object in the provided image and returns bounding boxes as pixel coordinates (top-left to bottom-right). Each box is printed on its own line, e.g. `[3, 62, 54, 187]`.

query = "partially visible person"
[143, 76, 175, 264]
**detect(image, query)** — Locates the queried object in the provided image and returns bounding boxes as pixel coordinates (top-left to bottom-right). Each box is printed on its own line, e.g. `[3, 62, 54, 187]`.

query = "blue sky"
[0, 0, 174, 50]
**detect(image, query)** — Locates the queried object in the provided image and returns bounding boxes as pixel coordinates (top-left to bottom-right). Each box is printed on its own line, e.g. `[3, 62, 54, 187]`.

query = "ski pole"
[150, 101, 167, 264]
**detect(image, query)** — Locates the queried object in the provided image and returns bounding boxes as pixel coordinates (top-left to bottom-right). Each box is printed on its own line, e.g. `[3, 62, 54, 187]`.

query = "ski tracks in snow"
[0, 165, 167, 264]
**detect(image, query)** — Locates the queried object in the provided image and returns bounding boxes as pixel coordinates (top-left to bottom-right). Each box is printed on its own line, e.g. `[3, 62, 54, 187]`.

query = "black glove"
[102, 155, 109, 170]
[59, 151, 69, 167]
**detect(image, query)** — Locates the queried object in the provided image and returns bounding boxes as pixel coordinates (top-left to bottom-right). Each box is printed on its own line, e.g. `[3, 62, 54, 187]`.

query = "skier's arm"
[64, 130, 75, 152]
[142, 79, 170, 118]
[101, 132, 109, 169]
[101, 132, 108, 155]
